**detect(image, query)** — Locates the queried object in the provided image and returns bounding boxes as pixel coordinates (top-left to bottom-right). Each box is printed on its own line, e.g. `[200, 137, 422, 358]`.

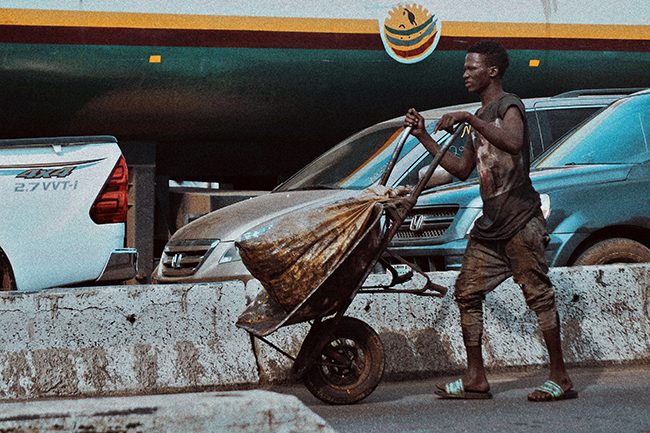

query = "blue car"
[389, 90, 650, 271]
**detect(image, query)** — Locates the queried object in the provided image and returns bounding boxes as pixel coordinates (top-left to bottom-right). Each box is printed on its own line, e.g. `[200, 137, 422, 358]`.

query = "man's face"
[463, 52, 497, 94]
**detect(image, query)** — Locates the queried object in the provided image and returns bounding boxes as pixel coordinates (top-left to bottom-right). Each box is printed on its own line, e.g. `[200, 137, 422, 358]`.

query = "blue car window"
[536, 95, 650, 167]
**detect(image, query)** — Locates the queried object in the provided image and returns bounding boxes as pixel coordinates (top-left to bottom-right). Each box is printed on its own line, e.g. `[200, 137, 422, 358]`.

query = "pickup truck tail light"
[90, 155, 129, 224]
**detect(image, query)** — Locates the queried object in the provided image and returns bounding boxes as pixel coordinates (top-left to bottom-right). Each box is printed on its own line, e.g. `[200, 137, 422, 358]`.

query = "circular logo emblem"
[380, 3, 440, 64]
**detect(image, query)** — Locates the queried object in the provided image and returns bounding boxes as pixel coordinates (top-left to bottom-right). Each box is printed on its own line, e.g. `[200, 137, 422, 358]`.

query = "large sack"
[236, 185, 410, 312]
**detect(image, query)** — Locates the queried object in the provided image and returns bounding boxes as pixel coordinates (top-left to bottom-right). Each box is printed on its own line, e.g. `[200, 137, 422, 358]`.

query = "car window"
[398, 103, 611, 188]
[277, 124, 427, 191]
[536, 95, 650, 167]
[397, 124, 473, 188]
[529, 106, 603, 160]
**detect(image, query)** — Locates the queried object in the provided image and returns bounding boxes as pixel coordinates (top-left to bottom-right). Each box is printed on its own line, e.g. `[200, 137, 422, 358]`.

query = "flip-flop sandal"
[434, 378, 493, 399]
[528, 380, 578, 402]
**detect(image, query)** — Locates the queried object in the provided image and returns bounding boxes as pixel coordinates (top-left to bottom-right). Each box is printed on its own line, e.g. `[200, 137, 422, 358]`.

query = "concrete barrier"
[0, 283, 258, 399]
[256, 264, 650, 381]
[0, 390, 335, 432]
[1, 264, 649, 401]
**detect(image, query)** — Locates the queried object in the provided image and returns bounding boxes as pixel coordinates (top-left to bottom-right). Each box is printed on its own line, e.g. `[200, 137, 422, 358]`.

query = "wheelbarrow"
[236, 125, 463, 405]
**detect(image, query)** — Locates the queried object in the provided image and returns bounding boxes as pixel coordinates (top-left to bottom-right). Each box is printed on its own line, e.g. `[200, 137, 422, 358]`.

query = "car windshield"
[276, 121, 440, 191]
[535, 94, 650, 168]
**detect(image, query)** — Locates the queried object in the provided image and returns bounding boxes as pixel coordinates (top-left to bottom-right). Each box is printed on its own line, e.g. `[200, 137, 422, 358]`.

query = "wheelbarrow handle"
[379, 126, 412, 186]
[381, 124, 467, 249]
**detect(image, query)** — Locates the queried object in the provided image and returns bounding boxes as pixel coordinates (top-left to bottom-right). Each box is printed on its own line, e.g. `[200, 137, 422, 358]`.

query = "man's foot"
[434, 378, 492, 399]
[528, 380, 577, 402]
[436, 372, 490, 394]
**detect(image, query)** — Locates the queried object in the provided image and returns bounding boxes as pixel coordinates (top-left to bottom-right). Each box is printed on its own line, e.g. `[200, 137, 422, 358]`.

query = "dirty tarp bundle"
[236, 185, 411, 312]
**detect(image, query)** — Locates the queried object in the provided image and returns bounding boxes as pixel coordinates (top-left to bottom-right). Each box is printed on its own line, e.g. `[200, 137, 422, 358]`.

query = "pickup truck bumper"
[96, 248, 138, 283]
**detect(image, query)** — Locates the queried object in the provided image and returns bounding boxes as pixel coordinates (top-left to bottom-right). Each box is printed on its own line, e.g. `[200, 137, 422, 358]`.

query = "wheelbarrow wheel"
[302, 316, 384, 405]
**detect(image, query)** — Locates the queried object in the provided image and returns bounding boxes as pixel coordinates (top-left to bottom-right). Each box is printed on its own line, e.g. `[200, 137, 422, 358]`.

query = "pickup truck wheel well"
[568, 226, 650, 266]
[0, 248, 16, 291]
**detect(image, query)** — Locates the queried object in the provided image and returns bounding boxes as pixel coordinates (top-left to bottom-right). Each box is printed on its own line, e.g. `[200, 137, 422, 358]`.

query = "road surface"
[270, 364, 650, 433]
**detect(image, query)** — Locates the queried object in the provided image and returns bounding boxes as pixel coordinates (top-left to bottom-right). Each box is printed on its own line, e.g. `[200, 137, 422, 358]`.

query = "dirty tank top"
[467, 92, 542, 240]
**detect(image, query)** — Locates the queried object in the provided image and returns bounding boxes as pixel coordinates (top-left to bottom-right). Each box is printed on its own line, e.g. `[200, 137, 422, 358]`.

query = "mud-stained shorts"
[454, 215, 558, 346]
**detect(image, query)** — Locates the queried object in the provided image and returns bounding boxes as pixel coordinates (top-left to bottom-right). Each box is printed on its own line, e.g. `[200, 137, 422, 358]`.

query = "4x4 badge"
[410, 214, 425, 231]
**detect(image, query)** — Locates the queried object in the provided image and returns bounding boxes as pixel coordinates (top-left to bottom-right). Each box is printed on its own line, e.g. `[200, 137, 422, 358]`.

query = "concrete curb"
[251, 264, 650, 381]
[0, 283, 258, 399]
[0, 390, 335, 432]
[1, 264, 649, 401]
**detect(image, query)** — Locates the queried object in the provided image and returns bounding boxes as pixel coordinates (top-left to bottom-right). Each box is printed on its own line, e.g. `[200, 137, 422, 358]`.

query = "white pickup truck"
[0, 136, 137, 291]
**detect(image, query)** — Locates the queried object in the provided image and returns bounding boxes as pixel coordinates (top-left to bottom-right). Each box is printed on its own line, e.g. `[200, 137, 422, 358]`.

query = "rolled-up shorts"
[453, 215, 558, 346]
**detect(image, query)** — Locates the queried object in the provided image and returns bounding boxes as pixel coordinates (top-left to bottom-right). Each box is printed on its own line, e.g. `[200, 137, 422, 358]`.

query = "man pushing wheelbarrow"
[236, 40, 575, 405]
[404, 40, 576, 402]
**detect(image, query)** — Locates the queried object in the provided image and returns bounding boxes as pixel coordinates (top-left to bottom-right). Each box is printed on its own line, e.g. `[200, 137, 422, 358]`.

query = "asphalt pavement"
[269, 364, 650, 433]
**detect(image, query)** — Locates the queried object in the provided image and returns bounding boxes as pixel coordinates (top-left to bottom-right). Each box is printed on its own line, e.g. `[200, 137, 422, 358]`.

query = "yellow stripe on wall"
[2, 8, 649, 41]
[442, 21, 650, 41]
[0, 8, 379, 34]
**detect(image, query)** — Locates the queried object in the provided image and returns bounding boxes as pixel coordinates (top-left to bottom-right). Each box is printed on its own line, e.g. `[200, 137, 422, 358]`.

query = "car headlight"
[218, 221, 276, 264]
[219, 242, 241, 264]
[540, 194, 551, 219]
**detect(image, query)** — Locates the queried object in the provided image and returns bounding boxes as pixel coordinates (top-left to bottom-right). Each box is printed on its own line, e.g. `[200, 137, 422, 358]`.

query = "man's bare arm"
[436, 106, 524, 155]
[405, 108, 476, 180]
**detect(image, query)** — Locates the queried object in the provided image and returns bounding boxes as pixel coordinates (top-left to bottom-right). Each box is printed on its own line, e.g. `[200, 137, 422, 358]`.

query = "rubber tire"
[573, 237, 650, 266]
[302, 316, 384, 405]
[0, 249, 16, 291]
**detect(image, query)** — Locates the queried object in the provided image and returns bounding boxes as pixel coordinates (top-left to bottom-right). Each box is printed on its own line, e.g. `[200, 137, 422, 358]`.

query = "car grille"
[393, 205, 459, 240]
[160, 239, 219, 277]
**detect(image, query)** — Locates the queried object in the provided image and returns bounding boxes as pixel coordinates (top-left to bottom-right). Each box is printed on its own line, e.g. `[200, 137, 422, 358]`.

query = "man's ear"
[489, 65, 499, 78]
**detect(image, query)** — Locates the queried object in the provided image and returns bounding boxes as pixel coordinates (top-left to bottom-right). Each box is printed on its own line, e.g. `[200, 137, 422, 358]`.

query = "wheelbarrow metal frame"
[237, 125, 463, 380]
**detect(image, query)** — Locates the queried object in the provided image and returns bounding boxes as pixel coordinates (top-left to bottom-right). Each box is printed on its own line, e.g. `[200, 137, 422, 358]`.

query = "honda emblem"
[171, 253, 184, 268]
[410, 214, 425, 231]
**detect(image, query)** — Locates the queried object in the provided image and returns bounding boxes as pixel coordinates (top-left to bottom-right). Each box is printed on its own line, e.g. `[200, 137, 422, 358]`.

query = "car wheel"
[572, 238, 650, 266]
[0, 249, 16, 291]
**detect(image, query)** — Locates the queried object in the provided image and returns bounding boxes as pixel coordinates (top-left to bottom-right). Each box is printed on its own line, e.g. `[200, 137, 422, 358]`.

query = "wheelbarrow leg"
[385, 250, 448, 297]
[293, 314, 343, 380]
[379, 257, 414, 286]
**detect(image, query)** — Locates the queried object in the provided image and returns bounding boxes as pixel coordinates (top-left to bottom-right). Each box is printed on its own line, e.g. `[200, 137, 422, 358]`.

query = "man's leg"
[436, 238, 510, 395]
[435, 328, 490, 395]
[459, 338, 490, 393]
[544, 324, 571, 388]
[506, 216, 575, 399]
[527, 316, 574, 400]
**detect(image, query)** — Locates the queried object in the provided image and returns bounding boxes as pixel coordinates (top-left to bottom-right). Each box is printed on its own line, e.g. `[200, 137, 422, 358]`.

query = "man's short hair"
[468, 40, 509, 79]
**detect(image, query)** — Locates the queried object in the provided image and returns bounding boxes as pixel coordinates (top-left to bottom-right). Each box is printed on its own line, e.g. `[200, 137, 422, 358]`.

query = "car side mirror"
[418, 165, 453, 188]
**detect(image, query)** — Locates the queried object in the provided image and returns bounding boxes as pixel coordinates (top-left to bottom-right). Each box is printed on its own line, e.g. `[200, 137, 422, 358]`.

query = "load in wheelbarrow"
[236, 126, 462, 405]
